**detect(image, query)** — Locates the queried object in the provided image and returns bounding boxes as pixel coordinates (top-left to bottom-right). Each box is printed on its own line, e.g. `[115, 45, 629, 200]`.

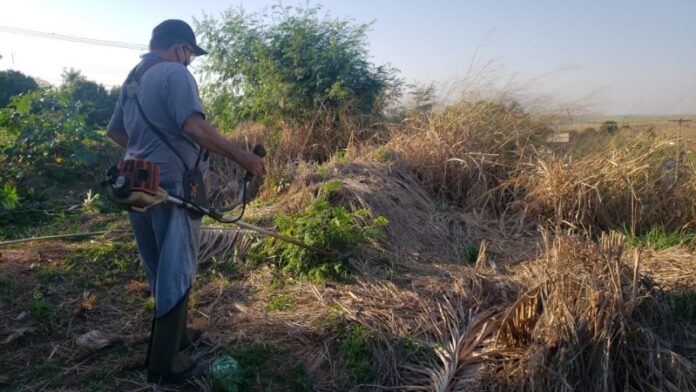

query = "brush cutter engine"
[100, 145, 331, 256]
[102, 159, 168, 212]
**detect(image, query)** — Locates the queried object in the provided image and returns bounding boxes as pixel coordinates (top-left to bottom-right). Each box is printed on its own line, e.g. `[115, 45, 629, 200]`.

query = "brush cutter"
[102, 145, 331, 257]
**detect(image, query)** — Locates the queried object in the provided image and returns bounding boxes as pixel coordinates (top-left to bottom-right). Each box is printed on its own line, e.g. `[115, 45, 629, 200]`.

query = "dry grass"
[508, 134, 696, 232]
[482, 231, 696, 391]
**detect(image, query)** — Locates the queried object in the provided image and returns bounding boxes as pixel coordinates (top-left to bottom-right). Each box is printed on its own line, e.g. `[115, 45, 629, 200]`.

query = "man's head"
[149, 19, 207, 66]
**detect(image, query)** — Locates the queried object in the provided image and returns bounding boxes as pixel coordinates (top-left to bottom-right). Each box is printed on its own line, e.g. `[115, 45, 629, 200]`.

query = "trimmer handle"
[243, 144, 266, 182]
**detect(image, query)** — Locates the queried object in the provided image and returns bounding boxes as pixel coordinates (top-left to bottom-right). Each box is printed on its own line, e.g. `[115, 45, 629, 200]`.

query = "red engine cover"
[117, 159, 160, 196]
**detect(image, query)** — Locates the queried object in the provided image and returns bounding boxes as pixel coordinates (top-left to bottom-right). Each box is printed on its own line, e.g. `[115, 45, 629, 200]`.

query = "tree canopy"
[0, 70, 39, 108]
[60, 68, 120, 128]
[196, 5, 401, 129]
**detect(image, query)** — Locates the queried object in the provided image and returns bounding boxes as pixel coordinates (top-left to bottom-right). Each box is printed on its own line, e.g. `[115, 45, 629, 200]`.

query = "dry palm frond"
[425, 300, 500, 392]
[198, 228, 256, 264]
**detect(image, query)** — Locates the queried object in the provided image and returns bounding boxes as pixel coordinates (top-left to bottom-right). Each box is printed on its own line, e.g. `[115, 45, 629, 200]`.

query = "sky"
[0, 0, 694, 115]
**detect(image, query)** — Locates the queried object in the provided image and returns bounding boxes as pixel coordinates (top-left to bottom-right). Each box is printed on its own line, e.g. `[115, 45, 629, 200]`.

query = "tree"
[196, 4, 401, 129]
[0, 70, 39, 108]
[60, 69, 119, 128]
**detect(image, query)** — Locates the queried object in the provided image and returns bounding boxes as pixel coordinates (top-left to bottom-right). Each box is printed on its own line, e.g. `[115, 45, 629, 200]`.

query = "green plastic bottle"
[209, 355, 240, 392]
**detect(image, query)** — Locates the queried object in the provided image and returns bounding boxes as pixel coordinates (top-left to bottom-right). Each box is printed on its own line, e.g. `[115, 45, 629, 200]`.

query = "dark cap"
[152, 19, 207, 56]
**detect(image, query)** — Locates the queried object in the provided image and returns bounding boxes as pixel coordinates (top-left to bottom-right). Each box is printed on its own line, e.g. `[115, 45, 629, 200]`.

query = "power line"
[0, 25, 147, 50]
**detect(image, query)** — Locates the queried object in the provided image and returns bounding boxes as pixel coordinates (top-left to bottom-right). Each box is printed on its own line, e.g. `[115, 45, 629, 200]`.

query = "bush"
[0, 88, 118, 206]
[260, 181, 388, 283]
[600, 120, 619, 135]
[197, 4, 400, 130]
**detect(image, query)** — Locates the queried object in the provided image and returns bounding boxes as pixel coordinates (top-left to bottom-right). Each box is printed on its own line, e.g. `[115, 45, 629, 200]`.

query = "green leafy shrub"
[340, 324, 377, 383]
[266, 195, 387, 283]
[0, 88, 118, 207]
[197, 4, 400, 130]
[0, 184, 19, 209]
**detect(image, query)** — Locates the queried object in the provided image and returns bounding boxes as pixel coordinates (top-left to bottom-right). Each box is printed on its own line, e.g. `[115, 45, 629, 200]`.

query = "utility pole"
[668, 118, 693, 183]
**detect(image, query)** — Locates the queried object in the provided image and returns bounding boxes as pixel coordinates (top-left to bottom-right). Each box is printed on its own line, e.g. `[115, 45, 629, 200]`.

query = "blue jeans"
[129, 183, 200, 317]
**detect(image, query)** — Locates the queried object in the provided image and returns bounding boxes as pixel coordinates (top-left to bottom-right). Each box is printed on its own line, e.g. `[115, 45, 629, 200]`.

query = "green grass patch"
[622, 225, 694, 250]
[36, 264, 63, 284]
[340, 324, 377, 383]
[70, 241, 138, 273]
[30, 291, 60, 330]
[267, 294, 295, 311]
[222, 341, 311, 391]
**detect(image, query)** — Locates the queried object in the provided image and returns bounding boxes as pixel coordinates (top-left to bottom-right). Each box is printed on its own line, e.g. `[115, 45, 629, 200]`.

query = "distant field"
[557, 115, 696, 138]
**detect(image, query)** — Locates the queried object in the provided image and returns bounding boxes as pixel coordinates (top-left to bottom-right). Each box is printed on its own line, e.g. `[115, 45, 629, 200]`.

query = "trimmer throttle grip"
[252, 144, 267, 158]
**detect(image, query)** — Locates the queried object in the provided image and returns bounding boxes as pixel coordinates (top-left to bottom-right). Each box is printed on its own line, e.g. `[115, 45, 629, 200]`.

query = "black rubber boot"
[179, 302, 202, 350]
[147, 292, 204, 385]
[180, 327, 202, 350]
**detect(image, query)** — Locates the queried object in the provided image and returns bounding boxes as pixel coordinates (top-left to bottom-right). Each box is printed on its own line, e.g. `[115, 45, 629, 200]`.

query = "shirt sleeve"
[164, 68, 205, 131]
[106, 88, 125, 132]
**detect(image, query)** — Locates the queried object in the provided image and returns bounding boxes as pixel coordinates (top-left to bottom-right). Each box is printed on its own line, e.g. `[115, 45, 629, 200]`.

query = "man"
[107, 19, 263, 384]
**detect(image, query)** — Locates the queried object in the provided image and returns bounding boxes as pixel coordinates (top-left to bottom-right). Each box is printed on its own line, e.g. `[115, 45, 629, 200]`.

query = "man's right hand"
[183, 115, 265, 175]
[237, 150, 265, 176]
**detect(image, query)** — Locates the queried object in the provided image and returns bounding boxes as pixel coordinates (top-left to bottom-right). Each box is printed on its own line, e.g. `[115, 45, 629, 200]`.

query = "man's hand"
[236, 150, 265, 176]
[183, 115, 265, 174]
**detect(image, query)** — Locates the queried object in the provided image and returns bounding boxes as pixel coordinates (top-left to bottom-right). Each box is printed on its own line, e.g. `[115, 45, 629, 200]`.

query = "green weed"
[375, 146, 396, 163]
[622, 226, 694, 250]
[267, 294, 295, 311]
[463, 242, 480, 264]
[340, 324, 377, 383]
[143, 297, 155, 312]
[334, 151, 350, 165]
[321, 180, 343, 195]
[205, 256, 242, 278]
[222, 341, 311, 391]
[396, 335, 436, 362]
[30, 291, 59, 328]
